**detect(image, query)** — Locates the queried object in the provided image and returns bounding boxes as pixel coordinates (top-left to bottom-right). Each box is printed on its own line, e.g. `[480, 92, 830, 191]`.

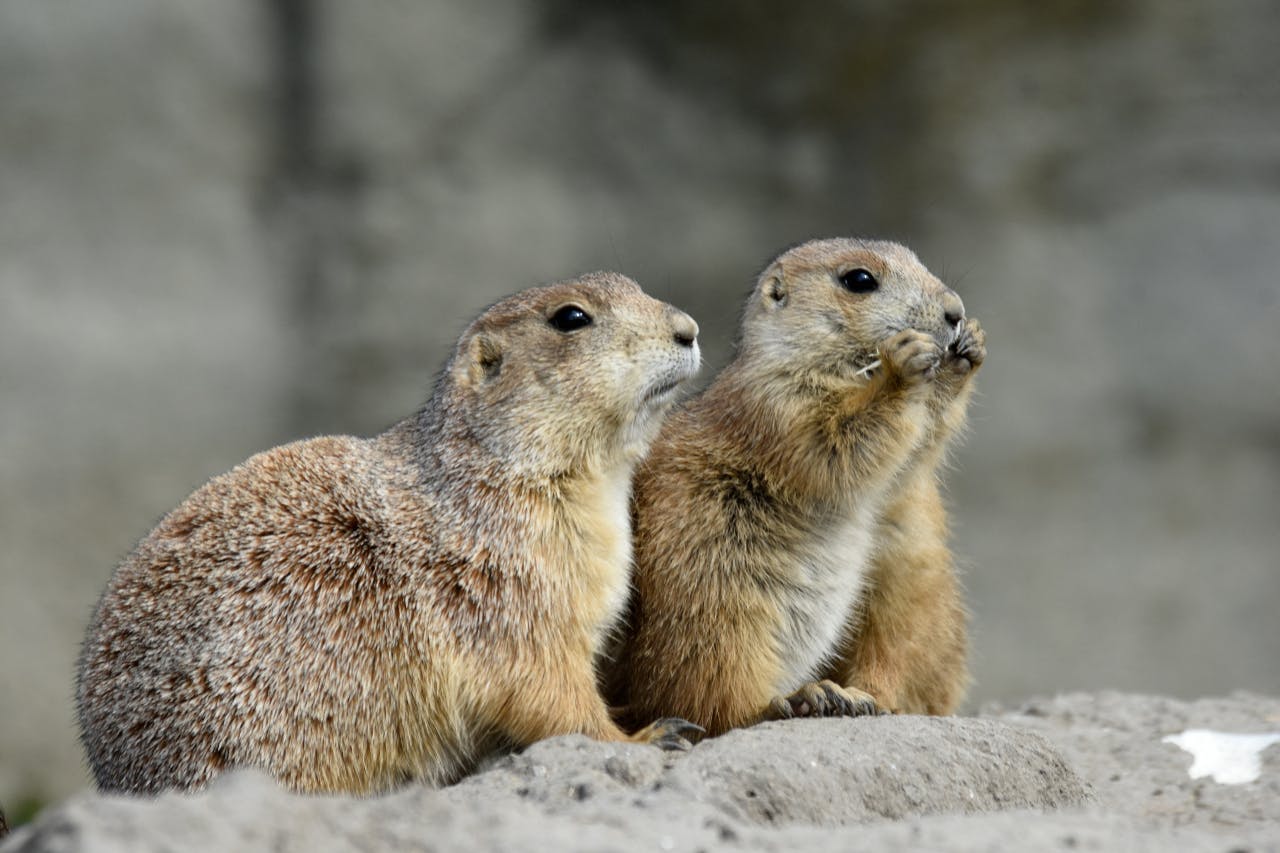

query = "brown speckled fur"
[77, 272, 701, 795]
[608, 239, 985, 735]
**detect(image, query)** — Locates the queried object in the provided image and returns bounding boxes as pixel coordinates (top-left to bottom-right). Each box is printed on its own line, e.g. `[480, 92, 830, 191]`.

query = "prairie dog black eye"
[838, 268, 878, 293]
[549, 305, 592, 332]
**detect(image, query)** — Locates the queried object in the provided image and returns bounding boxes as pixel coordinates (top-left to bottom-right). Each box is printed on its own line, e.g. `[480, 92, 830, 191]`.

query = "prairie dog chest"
[559, 466, 634, 647]
[772, 509, 877, 693]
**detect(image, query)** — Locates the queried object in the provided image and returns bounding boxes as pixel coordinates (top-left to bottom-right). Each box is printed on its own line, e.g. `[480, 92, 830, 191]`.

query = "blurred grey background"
[2, 0, 1278, 814]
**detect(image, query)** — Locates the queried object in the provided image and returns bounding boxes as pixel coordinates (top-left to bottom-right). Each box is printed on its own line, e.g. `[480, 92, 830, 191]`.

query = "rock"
[662, 716, 1088, 824]
[10, 692, 1280, 852]
[1, 714, 1090, 852]
[990, 691, 1280, 831]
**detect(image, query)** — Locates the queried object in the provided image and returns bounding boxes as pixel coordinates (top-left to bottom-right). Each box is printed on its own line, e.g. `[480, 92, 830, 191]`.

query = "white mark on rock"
[1162, 729, 1280, 785]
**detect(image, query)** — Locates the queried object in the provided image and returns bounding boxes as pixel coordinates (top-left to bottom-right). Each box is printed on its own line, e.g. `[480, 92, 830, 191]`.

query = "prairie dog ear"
[758, 263, 788, 309]
[454, 332, 504, 388]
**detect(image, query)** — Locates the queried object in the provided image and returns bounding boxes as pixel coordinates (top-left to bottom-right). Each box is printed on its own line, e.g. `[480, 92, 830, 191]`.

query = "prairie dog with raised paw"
[77, 271, 703, 794]
[608, 239, 984, 735]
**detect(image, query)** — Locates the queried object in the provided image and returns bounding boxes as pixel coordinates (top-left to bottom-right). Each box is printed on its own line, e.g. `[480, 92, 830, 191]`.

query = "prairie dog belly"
[772, 511, 877, 694]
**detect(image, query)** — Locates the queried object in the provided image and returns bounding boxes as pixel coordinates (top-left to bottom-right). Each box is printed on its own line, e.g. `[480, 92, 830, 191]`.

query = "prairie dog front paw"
[945, 318, 986, 375]
[880, 330, 941, 388]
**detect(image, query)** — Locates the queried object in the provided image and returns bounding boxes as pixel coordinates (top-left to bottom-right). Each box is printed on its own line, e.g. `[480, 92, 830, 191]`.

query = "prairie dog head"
[742, 238, 965, 383]
[447, 271, 700, 475]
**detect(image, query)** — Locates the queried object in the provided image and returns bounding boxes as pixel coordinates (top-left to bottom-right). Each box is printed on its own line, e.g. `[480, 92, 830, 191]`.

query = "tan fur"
[77, 272, 701, 795]
[608, 238, 984, 735]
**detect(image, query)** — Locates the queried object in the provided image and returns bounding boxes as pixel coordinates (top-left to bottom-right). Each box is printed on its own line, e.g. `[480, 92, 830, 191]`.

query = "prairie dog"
[609, 239, 984, 735]
[77, 272, 702, 795]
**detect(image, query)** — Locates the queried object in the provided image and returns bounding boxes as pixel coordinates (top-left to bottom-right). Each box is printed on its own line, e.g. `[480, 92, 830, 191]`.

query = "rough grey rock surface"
[6, 693, 1279, 852]
[990, 691, 1280, 833]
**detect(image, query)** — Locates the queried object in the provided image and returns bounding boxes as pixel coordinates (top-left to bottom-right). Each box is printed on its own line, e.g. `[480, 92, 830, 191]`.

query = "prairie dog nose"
[670, 308, 699, 349]
[941, 290, 965, 328]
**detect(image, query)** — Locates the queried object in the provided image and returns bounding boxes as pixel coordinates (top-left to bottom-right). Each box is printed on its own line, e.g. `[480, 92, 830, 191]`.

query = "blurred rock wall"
[1, 0, 1277, 808]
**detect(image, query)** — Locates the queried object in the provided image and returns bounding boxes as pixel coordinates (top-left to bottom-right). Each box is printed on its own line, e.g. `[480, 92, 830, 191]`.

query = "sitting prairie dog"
[77, 272, 703, 795]
[607, 238, 985, 735]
